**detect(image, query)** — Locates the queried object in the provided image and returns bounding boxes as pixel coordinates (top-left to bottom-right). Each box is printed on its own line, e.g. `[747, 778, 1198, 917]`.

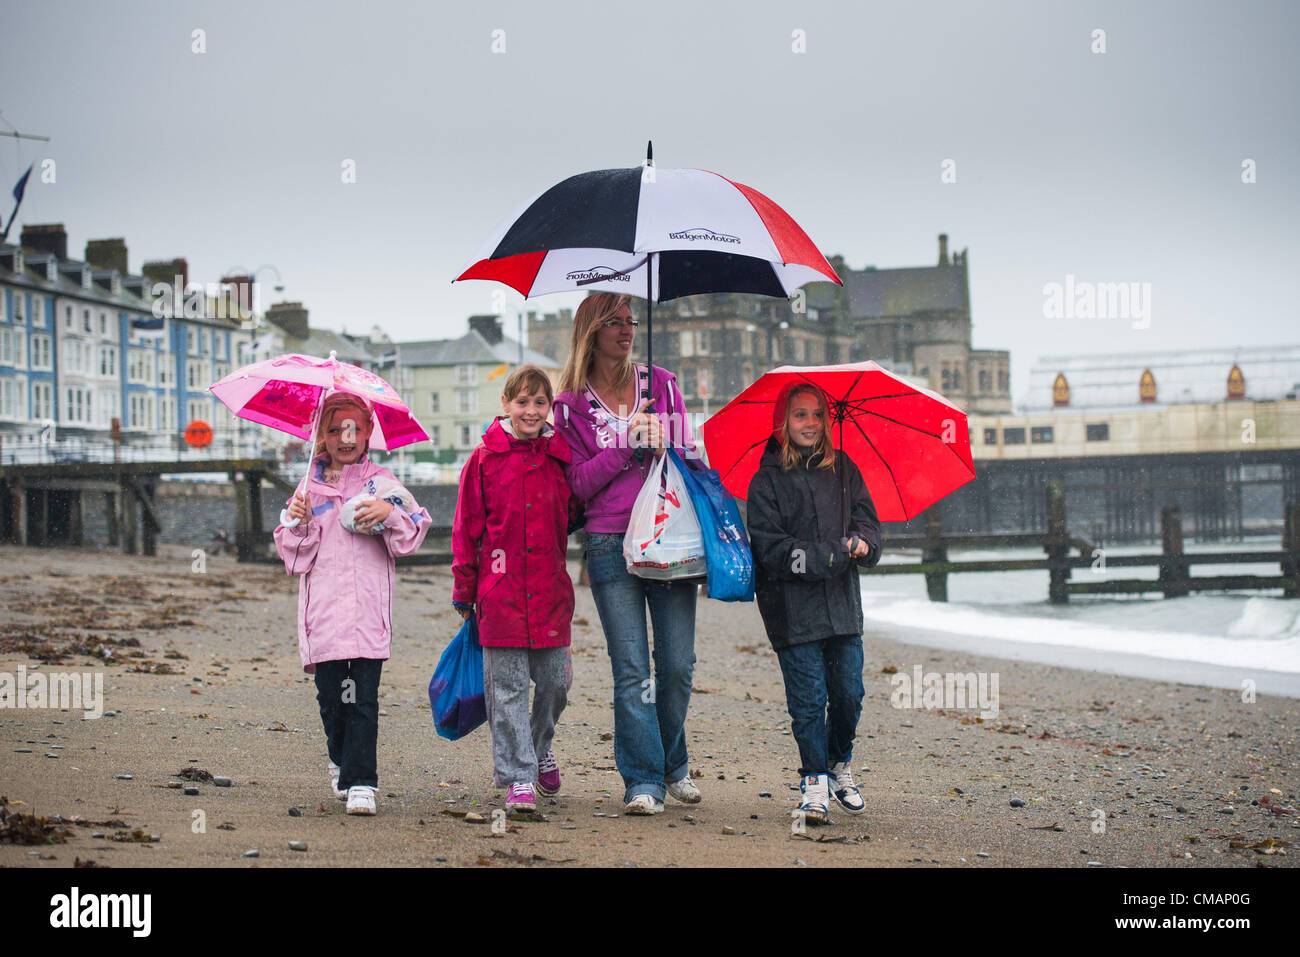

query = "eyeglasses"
[601, 318, 640, 329]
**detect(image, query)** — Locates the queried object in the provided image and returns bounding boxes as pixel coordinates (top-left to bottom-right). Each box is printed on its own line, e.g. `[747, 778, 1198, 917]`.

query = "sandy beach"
[1, 542, 1296, 868]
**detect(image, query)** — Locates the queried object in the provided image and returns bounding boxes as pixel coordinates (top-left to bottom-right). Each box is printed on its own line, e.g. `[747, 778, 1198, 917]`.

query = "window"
[64, 386, 92, 425]
[98, 389, 120, 428]
[213, 361, 229, 381]
[0, 328, 25, 368]
[978, 370, 991, 392]
[941, 368, 951, 390]
[158, 356, 174, 387]
[31, 381, 52, 420]
[63, 339, 87, 375]
[952, 369, 962, 390]
[98, 312, 108, 336]
[187, 328, 197, 355]
[998, 370, 1009, 392]
[429, 425, 441, 447]
[186, 398, 209, 424]
[983, 427, 997, 445]
[0, 376, 27, 419]
[30, 334, 51, 370]
[129, 392, 156, 430]
[159, 397, 177, 432]
[457, 423, 473, 448]
[64, 304, 73, 330]
[99, 345, 119, 378]
[1003, 427, 1026, 445]
[13, 293, 24, 324]
[455, 364, 476, 385]
[128, 349, 155, 385]
[1086, 423, 1110, 442]
[429, 392, 440, 414]
[455, 389, 478, 414]
[695, 329, 709, 354]
[82, 308, 92, 334]
[1031, 426, 1054, 444]
[31, 295, 44, 328]
[186, 359, 209, 390]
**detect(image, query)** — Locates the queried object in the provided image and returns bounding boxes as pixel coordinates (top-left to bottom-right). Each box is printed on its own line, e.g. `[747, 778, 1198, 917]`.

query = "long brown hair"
[559, 292, 633, 396]
[778, 384, 836, 472]
[313, 393, 374, 459]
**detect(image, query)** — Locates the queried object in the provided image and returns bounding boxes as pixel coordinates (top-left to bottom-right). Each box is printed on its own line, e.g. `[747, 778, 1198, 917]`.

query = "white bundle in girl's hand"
[340, 481, 416, 535]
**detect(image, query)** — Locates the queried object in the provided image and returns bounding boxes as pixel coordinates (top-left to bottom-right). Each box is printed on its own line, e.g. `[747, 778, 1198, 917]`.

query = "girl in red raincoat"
[451, 365, 576, 812]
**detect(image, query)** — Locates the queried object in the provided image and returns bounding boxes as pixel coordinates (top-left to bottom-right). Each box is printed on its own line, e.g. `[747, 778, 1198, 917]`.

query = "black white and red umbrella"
[454, 143, 841, 390]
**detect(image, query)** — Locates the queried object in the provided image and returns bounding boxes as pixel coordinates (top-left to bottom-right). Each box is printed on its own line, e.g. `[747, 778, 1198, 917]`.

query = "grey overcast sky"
[3, 0, 1296, 403]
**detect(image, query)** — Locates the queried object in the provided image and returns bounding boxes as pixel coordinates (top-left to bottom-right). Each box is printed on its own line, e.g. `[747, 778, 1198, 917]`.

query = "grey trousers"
[482, 645, 572, 787]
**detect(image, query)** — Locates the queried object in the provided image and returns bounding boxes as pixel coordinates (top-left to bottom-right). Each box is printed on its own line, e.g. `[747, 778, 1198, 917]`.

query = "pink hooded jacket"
[451, 418, 575, 649]
[273, 454, 431, 673]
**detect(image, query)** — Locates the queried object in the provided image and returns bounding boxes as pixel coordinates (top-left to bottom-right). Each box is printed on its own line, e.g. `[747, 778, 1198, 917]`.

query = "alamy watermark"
[0, 667, 104, 719]
[889, 665, 999, 719]
[1042, 275, 1151, 329]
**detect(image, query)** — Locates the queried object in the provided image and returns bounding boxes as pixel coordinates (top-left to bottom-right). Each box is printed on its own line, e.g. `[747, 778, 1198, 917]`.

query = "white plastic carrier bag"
[623, 452, 707, 580]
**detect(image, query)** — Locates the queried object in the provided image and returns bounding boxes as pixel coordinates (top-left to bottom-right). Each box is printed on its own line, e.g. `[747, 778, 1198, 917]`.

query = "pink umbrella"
[210, 351, 429, 451]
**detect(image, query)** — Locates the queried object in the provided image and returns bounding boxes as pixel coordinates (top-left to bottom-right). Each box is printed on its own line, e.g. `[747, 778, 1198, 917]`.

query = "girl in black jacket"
[746, 382, 881, 824]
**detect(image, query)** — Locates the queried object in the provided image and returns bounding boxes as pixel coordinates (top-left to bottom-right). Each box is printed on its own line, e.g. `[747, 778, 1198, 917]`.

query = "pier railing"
[866, 482, 1300, 603]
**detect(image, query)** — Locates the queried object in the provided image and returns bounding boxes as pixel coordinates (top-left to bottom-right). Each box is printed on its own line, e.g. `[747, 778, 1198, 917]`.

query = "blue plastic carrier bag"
[669, 449, 755, 602]
[428, 616, 486, 741]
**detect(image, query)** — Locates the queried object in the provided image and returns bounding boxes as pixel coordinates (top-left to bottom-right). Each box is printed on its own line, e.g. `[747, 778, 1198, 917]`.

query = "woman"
[553, 292, 701, 815]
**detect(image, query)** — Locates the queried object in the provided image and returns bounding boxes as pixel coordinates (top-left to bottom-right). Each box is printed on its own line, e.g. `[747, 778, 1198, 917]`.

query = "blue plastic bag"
[428, 616, 486, 741]
[669, 449, 755, 602]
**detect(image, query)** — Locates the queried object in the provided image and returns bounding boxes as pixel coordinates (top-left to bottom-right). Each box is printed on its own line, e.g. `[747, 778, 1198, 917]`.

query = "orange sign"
[185, 420, 214, 448]
[1139, 369, 1157, 404]
[1227, 364, 1245, 399]
[1052, 373, 1070, 407]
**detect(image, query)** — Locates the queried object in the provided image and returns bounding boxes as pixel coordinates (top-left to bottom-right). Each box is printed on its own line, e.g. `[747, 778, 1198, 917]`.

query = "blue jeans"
[585, 532, 698, 803]
[314, 658, 384, 790]
[775, 635, 864, 778]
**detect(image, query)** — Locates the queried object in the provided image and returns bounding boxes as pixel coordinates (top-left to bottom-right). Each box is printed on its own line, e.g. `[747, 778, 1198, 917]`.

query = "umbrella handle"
[280, 390, 326, 528]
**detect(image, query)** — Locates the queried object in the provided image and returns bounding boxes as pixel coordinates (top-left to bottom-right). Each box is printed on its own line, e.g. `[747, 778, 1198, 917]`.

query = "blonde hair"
[559, 292, 633, 396]
[313, 392, 374, 459]
[779, 384, 836, 472]
[502, 363, 553, 403]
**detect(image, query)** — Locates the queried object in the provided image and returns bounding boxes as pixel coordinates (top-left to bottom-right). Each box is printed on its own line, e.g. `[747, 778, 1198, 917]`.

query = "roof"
[1023, 345, 1300, 410]
[395, 330, 559, 368]
[797, 261, 969, 320]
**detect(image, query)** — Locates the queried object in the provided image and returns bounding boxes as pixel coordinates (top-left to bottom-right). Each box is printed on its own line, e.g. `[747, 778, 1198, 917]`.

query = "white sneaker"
[666, 775, 702, 804]
[624, 794, 664, 815]
[798, 774, 830, 824]
[329, 761, 345, 800]
[830, 762, 865, 813]
[346, 785, 377, 815]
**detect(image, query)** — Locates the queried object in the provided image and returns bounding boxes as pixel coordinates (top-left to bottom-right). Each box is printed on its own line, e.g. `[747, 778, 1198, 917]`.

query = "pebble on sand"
[183, 785, 200, 796]
[114, 774, 133, 781]
[214, 776, 232, 787]
[464, 812, 485, 823]
[289, 841, 307, 852]
[244, 849, 260, 858]
[1009, 797, 1027, 807]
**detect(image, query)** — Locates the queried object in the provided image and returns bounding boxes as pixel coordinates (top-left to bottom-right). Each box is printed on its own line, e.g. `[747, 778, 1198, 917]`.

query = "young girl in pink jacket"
[274, 392, 431, 816]
[451, 365, 575, 812]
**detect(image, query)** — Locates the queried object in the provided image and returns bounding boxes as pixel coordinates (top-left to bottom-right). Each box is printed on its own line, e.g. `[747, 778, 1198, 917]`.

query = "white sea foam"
[862, 542, 1300, 673]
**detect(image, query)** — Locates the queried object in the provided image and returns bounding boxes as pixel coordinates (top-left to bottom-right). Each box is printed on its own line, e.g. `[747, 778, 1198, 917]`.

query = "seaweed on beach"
[174, 767, 214, 783]
[0, 796, 72, 846]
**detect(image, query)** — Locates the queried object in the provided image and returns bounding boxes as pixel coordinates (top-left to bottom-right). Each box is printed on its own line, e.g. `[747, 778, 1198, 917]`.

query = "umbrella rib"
[848, 414, 909, 519]
[717, 435, 772, 485]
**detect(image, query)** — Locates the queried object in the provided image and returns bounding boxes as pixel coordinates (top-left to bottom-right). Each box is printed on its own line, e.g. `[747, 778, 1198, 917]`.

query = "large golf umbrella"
[454, 143, 841, 395]
[701, 362, 976, 523]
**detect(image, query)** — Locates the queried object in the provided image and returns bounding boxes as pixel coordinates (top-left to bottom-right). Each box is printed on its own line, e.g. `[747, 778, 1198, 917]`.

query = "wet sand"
[1, 543, 1296, 868]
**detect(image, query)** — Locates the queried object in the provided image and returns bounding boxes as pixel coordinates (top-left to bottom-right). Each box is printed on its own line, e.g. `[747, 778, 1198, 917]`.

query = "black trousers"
[313, 658, 384, 790]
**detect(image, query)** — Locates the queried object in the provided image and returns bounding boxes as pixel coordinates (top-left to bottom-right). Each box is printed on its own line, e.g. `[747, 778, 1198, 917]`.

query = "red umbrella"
[701, 362, 976, 523]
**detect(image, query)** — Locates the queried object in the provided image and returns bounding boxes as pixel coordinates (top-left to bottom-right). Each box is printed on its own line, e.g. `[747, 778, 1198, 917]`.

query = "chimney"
[21, 224, 68, 261]
[938, 233, 949, 265]
[468, 314, 504, 345]
[219, 273, 255, 320]
[266, 301, 310, 340]
[86, 238, 128, 274]
[143, 257, 189, 290]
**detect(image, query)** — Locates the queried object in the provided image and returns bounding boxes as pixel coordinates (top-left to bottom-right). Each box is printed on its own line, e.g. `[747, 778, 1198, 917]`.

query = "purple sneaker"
[506, 781, 536, 812]
[537, 749, 561, 795]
